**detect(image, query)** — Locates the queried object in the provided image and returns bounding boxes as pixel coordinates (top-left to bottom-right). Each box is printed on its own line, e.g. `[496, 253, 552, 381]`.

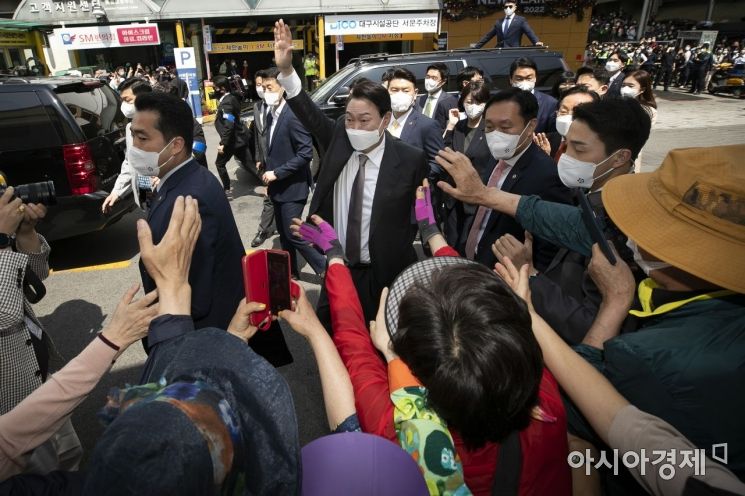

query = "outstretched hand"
[494, 255, 534, 312]
[291, 214, 345, 261]
[273, 19, 295, 73]
[102, 283, 159, 349]
[435, 148, 489, 205]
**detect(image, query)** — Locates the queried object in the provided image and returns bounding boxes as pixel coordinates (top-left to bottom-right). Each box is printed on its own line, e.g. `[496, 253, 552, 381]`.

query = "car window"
[0, 91, 61, 151]
[351, 60, 465, 94]
[56, 85, 125, 140]
[472, 54, 566, 91]
[311, 64, 357, 104]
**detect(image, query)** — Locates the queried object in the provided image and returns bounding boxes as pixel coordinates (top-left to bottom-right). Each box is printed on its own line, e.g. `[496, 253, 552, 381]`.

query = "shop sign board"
[53, 23, 160, 50]
[208, 39, 303, 54]
[0, 30, 34, 47]
[325, 13, 439, 36]
[342, 33, 423, 43]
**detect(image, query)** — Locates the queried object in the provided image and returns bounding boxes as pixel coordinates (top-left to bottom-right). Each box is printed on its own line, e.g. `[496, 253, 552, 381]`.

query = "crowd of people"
[1, 15, 744, 496]
[587, 10, 695, 43]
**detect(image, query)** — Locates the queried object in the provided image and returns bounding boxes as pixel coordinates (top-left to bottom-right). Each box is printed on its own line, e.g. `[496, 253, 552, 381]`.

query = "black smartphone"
[577, 190, 617, 265]
[267, 251, 291, 314]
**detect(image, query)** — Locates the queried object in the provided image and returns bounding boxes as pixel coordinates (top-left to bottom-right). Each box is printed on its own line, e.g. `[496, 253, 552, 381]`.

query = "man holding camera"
[0, 187, 83, 473]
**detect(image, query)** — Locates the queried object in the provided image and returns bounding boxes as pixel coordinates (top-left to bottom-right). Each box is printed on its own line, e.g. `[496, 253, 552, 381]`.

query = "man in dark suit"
[459, 88, 571, 271]
[246, 69, 277, 247]
[260, 67, 326, 278]
[273, 19, 428, 323]
[418, 63, 459, 131]
[387, 67, 445, 180]
[131, 91, 292, 366]
[604, 50, 628, 97]
[213, 76, 248, 194]
[509, 57, 557, 133]
[474, 1, 542, 48]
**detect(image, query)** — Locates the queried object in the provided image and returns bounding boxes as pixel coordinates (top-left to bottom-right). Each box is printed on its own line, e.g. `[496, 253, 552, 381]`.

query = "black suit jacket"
[140, 160, 245, 331]
[398, 107, 445, 179]
[534, 90, 558, 133]
[443, 119, 497, 250]
[284, 89, 428, 288]
[417, 91, 458, 131]
[606, 72, 625, 98]
[247, 100, 269, 165]
[264, 104, 314, 203]
[215, 93, 245, 149]
[475, 15, 539, 48]
[473, 143, 572, 270]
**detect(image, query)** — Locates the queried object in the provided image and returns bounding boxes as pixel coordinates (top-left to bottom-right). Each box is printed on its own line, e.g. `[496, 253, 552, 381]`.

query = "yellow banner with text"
[209, 40, 304, 54]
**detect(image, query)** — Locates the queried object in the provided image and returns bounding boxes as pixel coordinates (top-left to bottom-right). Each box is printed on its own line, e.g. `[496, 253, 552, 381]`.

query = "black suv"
[0, 77, 135, 241]
[309, 47, 569, 120]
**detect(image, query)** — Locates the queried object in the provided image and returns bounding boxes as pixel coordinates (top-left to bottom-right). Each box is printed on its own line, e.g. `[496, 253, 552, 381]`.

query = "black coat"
[417, 91, 458, 131]
[474, 15, 539, 48]
[264, 105, 314, 203]
[215, 93, 246, 149]
[284, 89, 428, 289]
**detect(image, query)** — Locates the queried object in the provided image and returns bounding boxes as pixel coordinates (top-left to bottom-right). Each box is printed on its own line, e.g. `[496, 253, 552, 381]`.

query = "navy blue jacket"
[264, 104, 314, 203]
[398, 107, 445, 179]
[535, 90, 558, 133]
[140, 160, 245, 331]
[475, 15, 539, 48]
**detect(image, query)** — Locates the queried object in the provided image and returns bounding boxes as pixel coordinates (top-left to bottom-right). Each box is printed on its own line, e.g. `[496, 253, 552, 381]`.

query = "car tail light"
[63, 143, 98, 195]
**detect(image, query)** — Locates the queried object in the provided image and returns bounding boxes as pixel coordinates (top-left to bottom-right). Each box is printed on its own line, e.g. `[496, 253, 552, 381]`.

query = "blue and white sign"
[174, 47, 203, 123]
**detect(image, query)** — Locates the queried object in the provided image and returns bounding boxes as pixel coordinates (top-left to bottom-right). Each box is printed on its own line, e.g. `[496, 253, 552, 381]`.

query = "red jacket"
[329, 246, 571, 495]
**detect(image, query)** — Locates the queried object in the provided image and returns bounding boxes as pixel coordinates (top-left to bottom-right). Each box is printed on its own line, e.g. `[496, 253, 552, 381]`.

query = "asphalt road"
[32, 87, 745, 463]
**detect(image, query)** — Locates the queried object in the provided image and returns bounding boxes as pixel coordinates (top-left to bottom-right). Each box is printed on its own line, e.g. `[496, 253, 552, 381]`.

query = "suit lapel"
[310, 123, 355, 214]
[369, 135, 401, 237]
[401, 109, 419, 142]
[148, 160, 197, 221]
[465, 121, 486, 156]
[482, 145, 532, 233]
[254, 102, 265, 134]
[267, 106, 289, 153]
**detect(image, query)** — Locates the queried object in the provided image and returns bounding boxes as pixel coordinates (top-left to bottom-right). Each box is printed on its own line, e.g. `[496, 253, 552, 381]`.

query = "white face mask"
[263, 91, 280, 106]
[485, 124, 529, 160]
[464, 103, 486, 120]
[626, 238, 671, 275]
[504, 6, 515, 15]
[256, 86, 265, 99]
[127, 138, 176, 177]
[555, 114, 573, 137]
[120, 101, 135, 119]
[513, 80, 535, 92]
[620, 86, 640, 98]
[346, 120, 385, 151]
[424, 78, 441, 93]
[557, 152, 618, 189]
[605, 60, 622, 72]
[389, 92, 414, 113]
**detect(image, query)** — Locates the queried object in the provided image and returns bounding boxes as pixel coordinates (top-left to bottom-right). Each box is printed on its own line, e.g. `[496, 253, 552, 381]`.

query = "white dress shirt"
[333, 138, 385, 264]
[388, 106, 414, 139]
[268, 99, 286, 146]
[473, 144, 529, 254]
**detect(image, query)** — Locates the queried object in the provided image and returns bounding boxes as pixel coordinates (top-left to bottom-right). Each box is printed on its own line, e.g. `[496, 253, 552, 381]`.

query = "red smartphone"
[242, 249, 300, 330]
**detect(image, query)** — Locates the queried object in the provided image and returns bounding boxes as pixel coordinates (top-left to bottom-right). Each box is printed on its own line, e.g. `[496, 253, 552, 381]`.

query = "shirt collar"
[428, 88, 442, 99]
[271, 99, 286, 118]
[157, 157, 193, 192]
[355, 134, 386, 167]
[505, 142, 530, 166]
[391, 106, 414, 128]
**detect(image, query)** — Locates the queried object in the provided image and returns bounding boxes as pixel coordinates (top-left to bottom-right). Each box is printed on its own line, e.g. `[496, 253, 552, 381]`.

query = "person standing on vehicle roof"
[474, 1, 543, 49]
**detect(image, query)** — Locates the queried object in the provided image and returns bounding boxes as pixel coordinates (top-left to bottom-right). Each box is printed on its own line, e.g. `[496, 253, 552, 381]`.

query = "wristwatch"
[0, 232, 15, 249]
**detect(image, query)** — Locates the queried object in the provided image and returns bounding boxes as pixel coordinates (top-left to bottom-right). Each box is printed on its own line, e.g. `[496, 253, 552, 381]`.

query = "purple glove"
[415, 185, 440, 244]
[298, 220, 345, 260]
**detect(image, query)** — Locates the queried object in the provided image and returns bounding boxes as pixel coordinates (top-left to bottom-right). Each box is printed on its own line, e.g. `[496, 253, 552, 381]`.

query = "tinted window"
[472, 54, 566, 92]
[0, 91, 61, 151]
[56, 85, 125, 140]
[351, 60, 464, 94]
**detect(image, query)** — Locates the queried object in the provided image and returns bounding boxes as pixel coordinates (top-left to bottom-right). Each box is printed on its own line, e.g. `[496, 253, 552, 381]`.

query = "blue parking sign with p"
[174, 48, 202, 120]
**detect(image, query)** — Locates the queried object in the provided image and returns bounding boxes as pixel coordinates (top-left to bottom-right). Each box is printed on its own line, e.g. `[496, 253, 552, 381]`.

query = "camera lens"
[14, 181, 57, 206]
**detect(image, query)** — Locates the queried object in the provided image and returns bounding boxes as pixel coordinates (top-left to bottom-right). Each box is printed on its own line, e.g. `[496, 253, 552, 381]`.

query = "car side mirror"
[332, 87, 350, 105]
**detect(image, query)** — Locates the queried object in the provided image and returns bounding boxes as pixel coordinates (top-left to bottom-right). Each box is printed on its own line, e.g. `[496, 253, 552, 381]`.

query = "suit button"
[35, 370, 41, 377]
[26, 339, 32, 346]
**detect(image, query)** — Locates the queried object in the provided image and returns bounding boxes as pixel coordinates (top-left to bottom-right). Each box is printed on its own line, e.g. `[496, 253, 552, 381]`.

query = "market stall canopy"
[14, 0, 441, 24]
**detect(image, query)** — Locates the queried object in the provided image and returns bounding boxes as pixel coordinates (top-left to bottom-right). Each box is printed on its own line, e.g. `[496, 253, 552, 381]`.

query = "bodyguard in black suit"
[509, 57, 558, 133]
[213, 76, 248, 193]
[273, 20, 428, 322]
[474, 1, 542, 48]
[131, 92, 292, 366]
[460, 88, 571, 271]
[604, 50, 629, 98]
[418, 63, 459, 131]
[260, 68, 326, 278]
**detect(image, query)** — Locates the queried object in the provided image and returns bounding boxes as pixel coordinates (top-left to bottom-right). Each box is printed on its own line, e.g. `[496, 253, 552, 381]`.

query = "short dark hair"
[485, 87, 538, 123]
[611, 49, 629, 64]
[118, 77, 151, 95]
[347, 78, 391, 117]
[426, 62, 449, 81]
[134, 92, 194, 153]
[263, 67, 281, 81]
[381, 68, 396, 84]
[558, 85, 600, 104]
[457, 66, 485, 87]
[458, 80, 491, 110]
[392, 263, 542, 449]
[212, 75, 230, 91]
[576, 66, 611, 85]
[509, 57, 538, 78]
[572, 97, 651, 161]
[388, 67, 417, 87]
[254, 69, 268, 81]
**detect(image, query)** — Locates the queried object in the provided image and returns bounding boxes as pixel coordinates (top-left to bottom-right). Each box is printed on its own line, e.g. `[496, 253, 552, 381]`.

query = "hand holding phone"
[242, 249, 300, 330]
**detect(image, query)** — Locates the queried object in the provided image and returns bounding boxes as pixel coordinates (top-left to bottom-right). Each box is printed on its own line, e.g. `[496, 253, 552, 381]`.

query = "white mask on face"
[263, 91, 280, 106]
[557, 152, 618, 189]
[605, 60, 622, 72]
[555, 114, 573, 137]
[464, 103, 486, 120]
[346, 120, 385, 151]
[424, 78, 441, 93]
[127, 138, 176, 177]
[504, 6, 515, 15]
[513, 80, 535, 92]
[390, 92, 415, 113]
[256, 86, 265, 99]
[485, 124, 529, 160]
[620, 86, 640, 98]
[120, 101, 135, 119]
[626, 238, 671, 275]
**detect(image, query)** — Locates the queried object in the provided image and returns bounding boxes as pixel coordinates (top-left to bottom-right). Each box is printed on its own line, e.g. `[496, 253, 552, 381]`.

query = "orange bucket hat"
[602, 144, 745, 293]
